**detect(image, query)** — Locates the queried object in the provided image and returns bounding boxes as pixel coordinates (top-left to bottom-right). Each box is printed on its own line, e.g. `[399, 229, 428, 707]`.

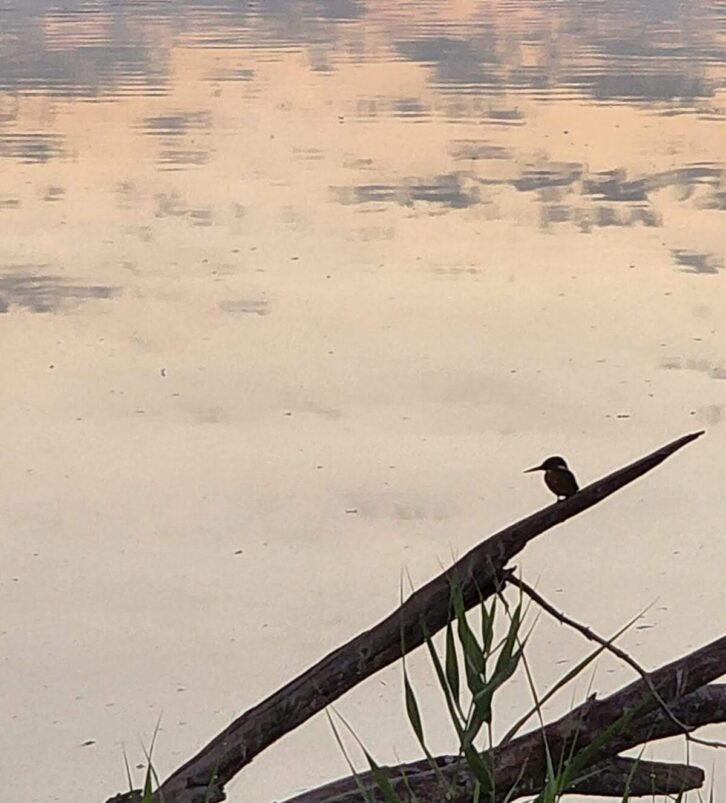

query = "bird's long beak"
[523, 464, 545, 473]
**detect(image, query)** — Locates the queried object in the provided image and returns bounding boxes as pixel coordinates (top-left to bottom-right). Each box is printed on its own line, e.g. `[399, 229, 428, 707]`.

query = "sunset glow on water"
[1, 3, 724, 801]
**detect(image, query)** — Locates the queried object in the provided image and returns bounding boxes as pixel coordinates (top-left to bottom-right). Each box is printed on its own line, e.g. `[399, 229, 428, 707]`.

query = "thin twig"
[506, 575, 726, 750]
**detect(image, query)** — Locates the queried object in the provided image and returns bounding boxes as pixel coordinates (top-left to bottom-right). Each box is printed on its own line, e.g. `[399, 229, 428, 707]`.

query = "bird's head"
[524, 456, 569, 473]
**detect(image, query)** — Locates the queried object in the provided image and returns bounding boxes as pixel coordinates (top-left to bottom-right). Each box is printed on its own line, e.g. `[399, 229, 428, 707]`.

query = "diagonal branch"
[104, 431, 704, 803]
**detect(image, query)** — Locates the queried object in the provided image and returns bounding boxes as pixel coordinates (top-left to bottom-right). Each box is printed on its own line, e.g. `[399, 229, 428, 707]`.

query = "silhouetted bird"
[524, 456, 579, 501]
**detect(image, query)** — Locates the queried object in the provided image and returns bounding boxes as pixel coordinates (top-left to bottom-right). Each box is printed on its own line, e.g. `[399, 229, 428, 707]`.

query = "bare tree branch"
[103, 431, 704, 803]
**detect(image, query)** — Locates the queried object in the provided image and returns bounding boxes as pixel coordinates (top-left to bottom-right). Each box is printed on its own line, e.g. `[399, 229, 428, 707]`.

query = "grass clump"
[331, 577, 695, 803]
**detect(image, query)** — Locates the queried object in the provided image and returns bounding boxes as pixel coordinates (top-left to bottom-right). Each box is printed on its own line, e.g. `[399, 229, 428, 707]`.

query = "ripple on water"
[0, 268, 119, 314]
[0, 0, 720, 109]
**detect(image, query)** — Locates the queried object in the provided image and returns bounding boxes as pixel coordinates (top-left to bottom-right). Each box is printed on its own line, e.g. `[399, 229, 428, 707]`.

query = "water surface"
[1, 2, 725, 801]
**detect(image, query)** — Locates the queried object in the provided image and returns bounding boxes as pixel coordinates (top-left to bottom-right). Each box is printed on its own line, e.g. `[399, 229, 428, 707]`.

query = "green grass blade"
[142, 765, 153, 803]
[401, 656, 450, 789]
[488, 644, 524, 698]
[493, 602, 521, 679]
[122, 747, 134, 793]
[458, 616, 486, 696]
[138, 720, 162, 803]
[147, 762, 164, 803]
[463, 689, 493, 745]
[462, 743, 494, 791]
[482, 598, 496, 656]
[448, 580, 486, 694]
[445, 619, 461, 709]
[404, 675, 425, 744]
[422, 623, 466, 739]
[326, 709, 378, 803]
[363, 750, 404, 803]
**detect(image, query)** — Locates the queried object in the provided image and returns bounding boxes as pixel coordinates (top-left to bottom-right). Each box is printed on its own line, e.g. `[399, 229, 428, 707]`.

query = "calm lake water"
[1, 2, 725, 801]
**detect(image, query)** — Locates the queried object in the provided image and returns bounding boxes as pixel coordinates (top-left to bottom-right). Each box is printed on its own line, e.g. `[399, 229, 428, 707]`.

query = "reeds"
[326, 577, 705, 803]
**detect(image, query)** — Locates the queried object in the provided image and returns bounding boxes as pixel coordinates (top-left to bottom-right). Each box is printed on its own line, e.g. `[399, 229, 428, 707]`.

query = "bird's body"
[524, 456, 579, 501]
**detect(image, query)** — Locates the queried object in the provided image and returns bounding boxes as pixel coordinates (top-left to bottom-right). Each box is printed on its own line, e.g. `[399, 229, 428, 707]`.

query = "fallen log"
[567, 757, 703, 798]
[284, 644, 726, 803]
[293, 757, 705, 803]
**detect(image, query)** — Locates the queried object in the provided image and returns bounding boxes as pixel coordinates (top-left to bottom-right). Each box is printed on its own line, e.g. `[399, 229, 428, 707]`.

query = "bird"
[524, 456, 579, 501]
